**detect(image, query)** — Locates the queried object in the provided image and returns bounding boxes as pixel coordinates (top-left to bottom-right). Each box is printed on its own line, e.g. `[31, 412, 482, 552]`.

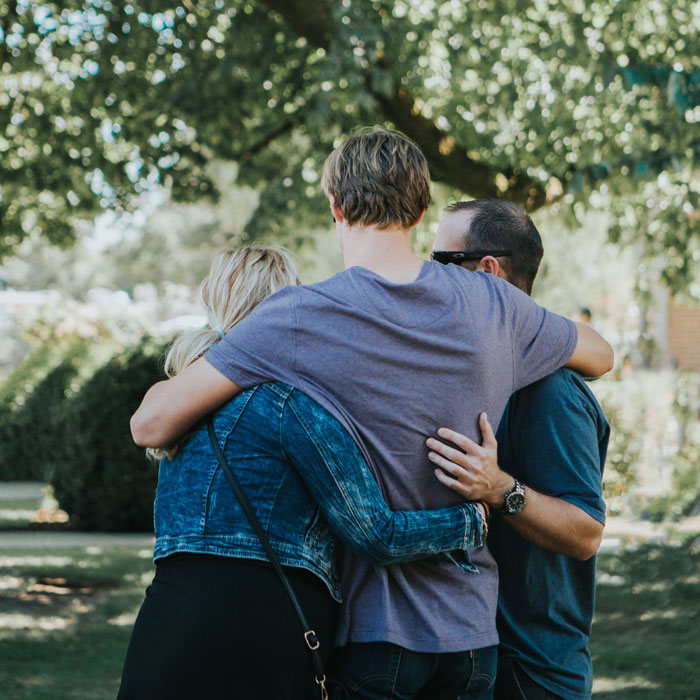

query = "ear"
[476, 256, 502, 276]
[329, 194, 344, 223]
[411, 207, 427, 228]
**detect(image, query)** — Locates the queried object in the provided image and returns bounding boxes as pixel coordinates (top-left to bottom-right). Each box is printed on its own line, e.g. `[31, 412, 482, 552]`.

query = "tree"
[2, 0, 699, 290]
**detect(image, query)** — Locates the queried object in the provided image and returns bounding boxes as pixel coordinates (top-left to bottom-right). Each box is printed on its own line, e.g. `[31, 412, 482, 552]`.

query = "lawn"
[0, 493, 698, 699]
[0, 498, 42, 529]
[590, 533, 700, 699]
[0, 546, 154, 700]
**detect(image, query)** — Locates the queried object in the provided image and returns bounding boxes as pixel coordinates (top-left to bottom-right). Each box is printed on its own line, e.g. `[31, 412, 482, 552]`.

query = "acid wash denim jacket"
[154, 382, 483, 602]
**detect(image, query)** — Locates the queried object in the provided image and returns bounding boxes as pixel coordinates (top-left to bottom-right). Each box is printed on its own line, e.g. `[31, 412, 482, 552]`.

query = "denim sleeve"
[282, 391, 484, 567]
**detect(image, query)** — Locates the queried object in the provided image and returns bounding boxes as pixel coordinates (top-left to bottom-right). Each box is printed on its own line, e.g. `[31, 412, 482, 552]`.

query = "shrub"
[0, 341, 86, 481]
[48, 340, 168, 532]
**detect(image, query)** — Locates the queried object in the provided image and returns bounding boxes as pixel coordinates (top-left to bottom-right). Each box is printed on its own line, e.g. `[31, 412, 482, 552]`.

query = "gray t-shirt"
[206, 261, 577, 652]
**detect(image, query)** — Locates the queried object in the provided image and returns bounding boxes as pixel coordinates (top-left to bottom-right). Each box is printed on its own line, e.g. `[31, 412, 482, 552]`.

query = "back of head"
[147, 245, 298, 461]
[166, 246, 299, 377]
[321, 126, 431, 230]
[446, 199, 543, 295]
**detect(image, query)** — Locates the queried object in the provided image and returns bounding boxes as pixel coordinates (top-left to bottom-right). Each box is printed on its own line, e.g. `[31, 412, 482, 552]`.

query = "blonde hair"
[321, 126, 431, 230]
[147, 245, 299, 461]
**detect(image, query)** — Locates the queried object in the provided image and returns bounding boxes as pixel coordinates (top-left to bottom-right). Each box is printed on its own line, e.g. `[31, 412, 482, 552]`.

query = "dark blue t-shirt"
[489, 369, 609, 700]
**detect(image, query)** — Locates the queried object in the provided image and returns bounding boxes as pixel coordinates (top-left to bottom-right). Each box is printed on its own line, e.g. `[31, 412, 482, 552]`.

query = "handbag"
[206, 417, 329, 700]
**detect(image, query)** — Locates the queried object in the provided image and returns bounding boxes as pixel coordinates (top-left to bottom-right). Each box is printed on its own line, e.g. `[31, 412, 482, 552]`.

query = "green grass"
[0, 547, 155, 700]
[0, 498, 41, 529]
[0, 536, 698, 698]
[591, 534, 700, 699]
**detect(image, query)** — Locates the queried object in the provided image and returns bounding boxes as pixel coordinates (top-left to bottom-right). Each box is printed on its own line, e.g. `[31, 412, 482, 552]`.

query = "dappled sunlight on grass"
[0, 534, 696, 699]
[0, 545, 155, 699]
[107, 611, 138, 627]
[591, 534, 700, 698]
[0, 555, 75, 569]
[637, 608, 682, 621]
[0, 575, 23, 590]
[0, 612, 72, 631]
[593, 676, 660, 692]
[0, 496, 42, 518]
[0, 506, 38, 524]
[596, 572, 626, 586]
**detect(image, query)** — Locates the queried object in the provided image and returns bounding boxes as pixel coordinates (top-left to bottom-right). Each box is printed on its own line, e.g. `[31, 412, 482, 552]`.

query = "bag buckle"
[315, 674, 328, 700]
[304, 629, 320, 650]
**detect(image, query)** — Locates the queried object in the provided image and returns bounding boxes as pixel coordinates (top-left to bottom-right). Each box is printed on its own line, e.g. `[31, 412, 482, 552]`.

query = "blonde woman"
[118, 246, 487, 700]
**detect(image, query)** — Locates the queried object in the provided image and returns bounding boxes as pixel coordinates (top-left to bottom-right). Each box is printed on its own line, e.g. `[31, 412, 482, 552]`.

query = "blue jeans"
[328, 642, 497, 700]
[493, 663, 565, 700]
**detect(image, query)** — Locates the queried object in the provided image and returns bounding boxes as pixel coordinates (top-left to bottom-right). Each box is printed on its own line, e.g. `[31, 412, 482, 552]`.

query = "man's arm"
[493, 485, 603, 560]
[283, 391, 486, 565]
[565, 322, 614, 379]
[426, 414, 604, 561]
[131, 358, 241, 448]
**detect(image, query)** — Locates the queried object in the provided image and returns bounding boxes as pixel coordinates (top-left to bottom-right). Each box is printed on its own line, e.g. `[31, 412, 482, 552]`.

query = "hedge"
[47, 342, 167, 531]
[0, 342, 85, 481]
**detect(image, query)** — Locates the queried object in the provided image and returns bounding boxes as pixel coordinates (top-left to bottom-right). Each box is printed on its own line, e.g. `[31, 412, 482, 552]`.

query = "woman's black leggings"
[117, 554, 339, 700]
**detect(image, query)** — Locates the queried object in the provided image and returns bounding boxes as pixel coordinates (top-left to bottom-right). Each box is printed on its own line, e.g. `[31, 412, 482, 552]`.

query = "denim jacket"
[154, 382, 483, 601]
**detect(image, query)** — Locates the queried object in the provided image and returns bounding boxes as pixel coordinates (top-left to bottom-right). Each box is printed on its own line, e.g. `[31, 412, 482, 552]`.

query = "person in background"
[427, 199, 608, 700]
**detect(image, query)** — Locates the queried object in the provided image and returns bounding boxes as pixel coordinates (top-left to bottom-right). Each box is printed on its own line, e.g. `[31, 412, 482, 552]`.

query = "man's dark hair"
[445, 199, 543, 295]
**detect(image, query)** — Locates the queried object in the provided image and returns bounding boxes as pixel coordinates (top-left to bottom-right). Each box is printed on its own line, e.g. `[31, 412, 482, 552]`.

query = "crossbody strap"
[206, 418, 328, 700]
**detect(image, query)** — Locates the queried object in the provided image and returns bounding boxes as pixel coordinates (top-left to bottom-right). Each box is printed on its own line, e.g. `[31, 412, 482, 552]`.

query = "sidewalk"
[0, 482, 47, 500]
[0, 531, 154, 549]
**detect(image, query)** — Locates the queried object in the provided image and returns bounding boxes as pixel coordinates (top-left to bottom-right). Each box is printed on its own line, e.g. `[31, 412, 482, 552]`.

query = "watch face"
[505, 491, 526, 513]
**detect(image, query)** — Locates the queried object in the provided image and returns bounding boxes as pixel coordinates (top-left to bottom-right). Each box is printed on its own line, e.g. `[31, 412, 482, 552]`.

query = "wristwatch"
[497, 478, 526, 515]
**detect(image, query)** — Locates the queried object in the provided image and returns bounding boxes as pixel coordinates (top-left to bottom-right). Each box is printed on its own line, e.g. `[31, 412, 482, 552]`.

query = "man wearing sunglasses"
[427, 199, 608, 700]
[132, 130, 612, 700]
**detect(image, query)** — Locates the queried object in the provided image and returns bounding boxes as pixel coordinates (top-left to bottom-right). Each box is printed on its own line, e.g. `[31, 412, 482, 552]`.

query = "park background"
[0, 0, 699, 697]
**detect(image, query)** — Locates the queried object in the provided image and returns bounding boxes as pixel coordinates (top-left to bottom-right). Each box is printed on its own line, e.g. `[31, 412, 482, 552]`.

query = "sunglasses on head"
[430, 250, 513, 265]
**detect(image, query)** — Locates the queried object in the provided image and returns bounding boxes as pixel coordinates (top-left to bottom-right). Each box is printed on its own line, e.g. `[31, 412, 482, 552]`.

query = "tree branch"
[259, 0, 551, 210]
[233, 118, 299, 161]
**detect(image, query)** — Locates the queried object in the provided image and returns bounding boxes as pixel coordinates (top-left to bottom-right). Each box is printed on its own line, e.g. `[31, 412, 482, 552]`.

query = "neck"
[339, 223, 423, 284]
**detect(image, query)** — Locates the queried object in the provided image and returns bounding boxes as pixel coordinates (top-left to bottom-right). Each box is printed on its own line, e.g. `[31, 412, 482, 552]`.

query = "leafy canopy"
[2, 0, 699, 290]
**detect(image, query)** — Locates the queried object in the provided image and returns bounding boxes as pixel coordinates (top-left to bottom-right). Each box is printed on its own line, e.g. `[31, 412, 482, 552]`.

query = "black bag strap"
[206, 417, 328, 700]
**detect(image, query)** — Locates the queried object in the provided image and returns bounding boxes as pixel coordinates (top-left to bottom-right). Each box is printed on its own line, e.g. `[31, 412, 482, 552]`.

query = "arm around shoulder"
[565, 322, 614, 378]
[130, 357, 242, 448]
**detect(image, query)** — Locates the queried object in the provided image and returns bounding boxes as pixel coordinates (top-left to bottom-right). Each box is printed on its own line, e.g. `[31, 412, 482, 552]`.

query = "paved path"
[0, 482, 46, 500]
[0, 531, 155, 549]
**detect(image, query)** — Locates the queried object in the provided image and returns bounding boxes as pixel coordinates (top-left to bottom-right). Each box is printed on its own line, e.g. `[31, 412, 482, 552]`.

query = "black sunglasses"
[430, 250, 512, 265]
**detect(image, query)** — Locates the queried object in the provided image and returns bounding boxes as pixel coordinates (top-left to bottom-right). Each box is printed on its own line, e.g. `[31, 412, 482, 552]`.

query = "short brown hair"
[321, 127, 431, 230]
[445, 199, 543, 295]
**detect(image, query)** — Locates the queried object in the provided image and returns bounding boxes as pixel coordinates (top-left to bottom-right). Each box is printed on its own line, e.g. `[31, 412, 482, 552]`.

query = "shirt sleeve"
[517, 400, 607, 525]
[205, 286, 296, 390]
[498, 280, 578, 392]
[282, 389, 485, 565]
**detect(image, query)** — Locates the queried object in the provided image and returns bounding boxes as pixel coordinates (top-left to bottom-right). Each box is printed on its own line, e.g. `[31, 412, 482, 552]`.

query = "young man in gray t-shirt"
[132, 128, 613, 698]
